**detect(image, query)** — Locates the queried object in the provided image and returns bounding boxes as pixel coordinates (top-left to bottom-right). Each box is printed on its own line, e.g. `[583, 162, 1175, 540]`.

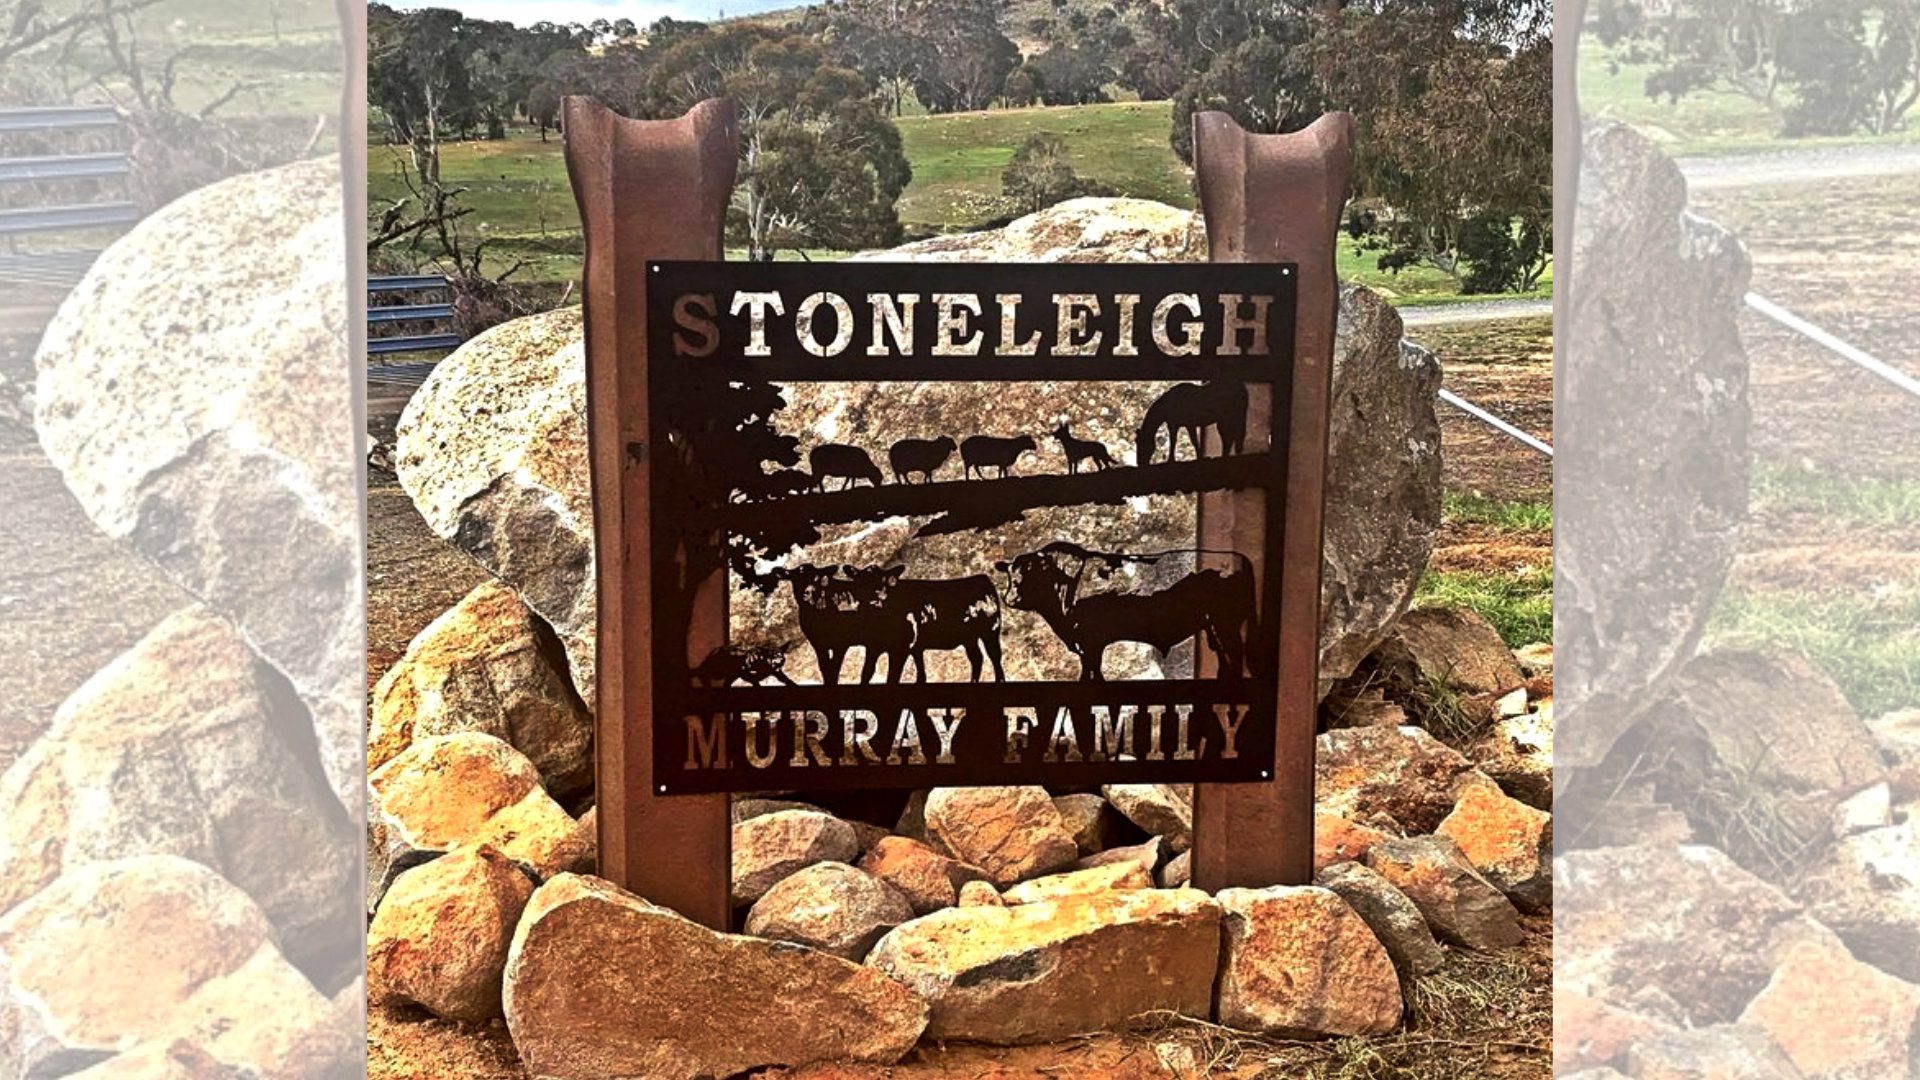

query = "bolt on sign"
[650, 263, 1298, 794]
[566, 95, 1351, 925]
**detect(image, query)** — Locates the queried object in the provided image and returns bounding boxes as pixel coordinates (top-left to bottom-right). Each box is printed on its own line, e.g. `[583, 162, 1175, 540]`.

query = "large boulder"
[395, 198, 1440, 700]
[369, 731, 589, 878]
[503, 874, 927, 1079]
[33, 157, 362, 812]
[868, 888, 1221, 1044]
[366, 844, 536, 1023]
[1214, 886, 1403, 1037]
[743, 862, 914, 961]
[1316, 300, 1444, 695]
[0, 609, 358, 979]
[368, 581, 593, 799]
[856, 196, 1206, 264]
[394, 309, 596, 699]
[0, 856, 354, 1078]
[924, 786, 1079, 887]
[1556, 124, 1753, 781]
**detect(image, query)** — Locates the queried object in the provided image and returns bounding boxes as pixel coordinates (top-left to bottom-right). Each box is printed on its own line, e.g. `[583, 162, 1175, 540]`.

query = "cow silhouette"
[845, 566, 1006, 682]
[996, 542, 1255, 681]
[810, 443, 884, 490]
[888, 436, 957, 484]
[1135, 382, 1249, 465]
[961, 434, 1038, 479]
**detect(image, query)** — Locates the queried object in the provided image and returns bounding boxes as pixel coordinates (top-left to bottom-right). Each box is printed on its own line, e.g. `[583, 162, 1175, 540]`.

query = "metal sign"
[645, 262, 1298, 794]
[565, 95, 1350, 926]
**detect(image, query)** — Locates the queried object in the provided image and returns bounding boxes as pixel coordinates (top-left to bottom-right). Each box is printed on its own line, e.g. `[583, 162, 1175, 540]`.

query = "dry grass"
[1126, 936, 1551, 1079]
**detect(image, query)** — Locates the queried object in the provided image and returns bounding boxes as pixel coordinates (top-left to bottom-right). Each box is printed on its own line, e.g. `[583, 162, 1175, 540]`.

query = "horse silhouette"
[1135, 382, 1248, 465]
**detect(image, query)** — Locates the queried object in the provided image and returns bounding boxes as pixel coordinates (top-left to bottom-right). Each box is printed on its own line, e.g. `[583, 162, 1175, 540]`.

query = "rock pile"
[1550, 125, 1920, 1078]
[5, 158, 365, 1075]
[361, 198, 1548, 1078]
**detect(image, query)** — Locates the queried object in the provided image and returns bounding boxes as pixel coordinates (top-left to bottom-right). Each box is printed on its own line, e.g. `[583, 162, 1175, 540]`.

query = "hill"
[368, 100, 1504, 303]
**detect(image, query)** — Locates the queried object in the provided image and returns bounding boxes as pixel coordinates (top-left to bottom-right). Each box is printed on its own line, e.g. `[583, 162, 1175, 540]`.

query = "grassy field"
[369, 107, 1545, 303]
[1578, 34, 1920, 156]
[1419, 492, 1554, 648]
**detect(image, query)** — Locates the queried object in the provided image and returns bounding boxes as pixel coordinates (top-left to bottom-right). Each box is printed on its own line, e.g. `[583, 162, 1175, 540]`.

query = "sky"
[389, 0, 810, 28]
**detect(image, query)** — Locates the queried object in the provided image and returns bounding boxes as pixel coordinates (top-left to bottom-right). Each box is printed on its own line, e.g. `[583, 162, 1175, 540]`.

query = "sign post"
[568, 99, 1351, 928]
[1190, 111, 1354, 892]
[565, 96, 738, 929]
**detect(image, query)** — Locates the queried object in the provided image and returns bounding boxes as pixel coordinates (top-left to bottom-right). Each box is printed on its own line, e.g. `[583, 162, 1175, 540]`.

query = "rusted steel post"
[565, 96, 739, 928]
[1190, 110, 1354, 890]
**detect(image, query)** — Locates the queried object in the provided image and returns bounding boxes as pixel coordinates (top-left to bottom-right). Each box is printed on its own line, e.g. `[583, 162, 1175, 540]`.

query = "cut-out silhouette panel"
[642, 261, 1295, 794]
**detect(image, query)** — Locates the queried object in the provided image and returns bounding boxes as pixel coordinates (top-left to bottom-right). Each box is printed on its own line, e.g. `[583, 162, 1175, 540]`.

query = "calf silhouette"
[846, 567, 1006, 682]
[1135, 382, 1249, 465]
[809, 443, 884, 490]
[1052, 423, 1115, 474]
[960, 434, 1038, 479]
[888, 436, 957, 484]
[781, 565, 876, 685]
[690, 644, 797, 686]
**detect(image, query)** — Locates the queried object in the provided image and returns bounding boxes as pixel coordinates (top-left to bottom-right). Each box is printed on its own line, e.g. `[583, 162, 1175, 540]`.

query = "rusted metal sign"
[567, 95, 1350, 924]
[648, 262, 1298, 794]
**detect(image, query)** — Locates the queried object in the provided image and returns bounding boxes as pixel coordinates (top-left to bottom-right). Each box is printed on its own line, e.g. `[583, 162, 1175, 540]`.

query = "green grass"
[1752, 460, 1920, 529]
[1708, 587, 1920, 717]
[370, 110, 1546, 302]
[893, 100, 1191, 229]
[1416, 568, 1553, 648]
[1442, 492, 1554, 532]
[1578, 33, 1920, 156]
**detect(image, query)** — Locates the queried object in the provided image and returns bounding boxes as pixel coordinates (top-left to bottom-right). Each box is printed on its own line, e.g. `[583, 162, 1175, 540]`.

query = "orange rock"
[1002, 861, 1154, 905]
[1741, 937, 1920, 1079]
[1436, 782, 1552, 912]
[1553, 989, 1673, 1074]
[369, 581, 593, 799]
[924, 786, 1078, 887]
[731, 809, 861, 906]
[743, 862, 913, 961]
[369, 732, 590, 877]
[857, 835, 987, 915]
[505, 874, 928, 1079]
[368, 845, 535, 1022]
[1314, 810, 1391, 872]
[1215, 886, 1403, 1037]
[868, 889, 1220, 1044]
[1364, 835, 1522, 949]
